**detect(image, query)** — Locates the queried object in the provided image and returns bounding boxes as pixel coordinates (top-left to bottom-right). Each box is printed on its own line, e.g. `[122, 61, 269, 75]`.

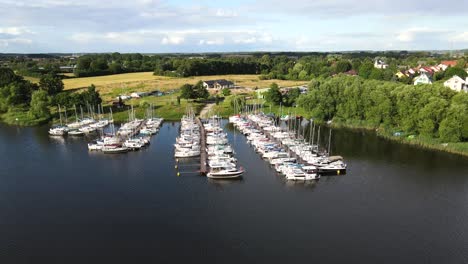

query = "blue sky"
[0, 0, 467, 53]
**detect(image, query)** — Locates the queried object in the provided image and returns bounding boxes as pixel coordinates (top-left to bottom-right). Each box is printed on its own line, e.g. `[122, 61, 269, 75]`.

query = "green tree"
[445, 67, 467, 79]
[334, 60, 352, 73]
[180, 84, 195, 99]
[82, 84, 102, 106]
[39, 74, 64, 95]
[29, 90, 50, 119]
[264, 83, 282, 105]
[358, 61, 374, 79]
[193, 81, 209, 99]
[283, 88, 301, 106]
[221, 88, 231, 96]
[230, 95, 246, 112]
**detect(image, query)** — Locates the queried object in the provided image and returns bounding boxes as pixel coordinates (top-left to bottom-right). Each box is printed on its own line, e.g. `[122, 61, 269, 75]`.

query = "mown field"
[63, 72, 307, 101]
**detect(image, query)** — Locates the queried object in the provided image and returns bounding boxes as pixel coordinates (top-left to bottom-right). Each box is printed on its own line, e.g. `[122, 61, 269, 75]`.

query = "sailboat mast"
[317, 126, 321, 153]
[58, 105, 62, 125]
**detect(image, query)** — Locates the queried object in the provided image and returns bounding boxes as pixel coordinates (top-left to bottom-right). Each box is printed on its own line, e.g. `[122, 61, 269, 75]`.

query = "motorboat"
[207, 164, 243, 179]
[68, 129, 85, 136]
[48, 125, 68, 136]
[102, 145, 128, 154]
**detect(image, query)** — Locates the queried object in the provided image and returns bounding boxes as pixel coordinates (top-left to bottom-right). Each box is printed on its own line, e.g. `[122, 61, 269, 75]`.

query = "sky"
[0, 0, 467, 53]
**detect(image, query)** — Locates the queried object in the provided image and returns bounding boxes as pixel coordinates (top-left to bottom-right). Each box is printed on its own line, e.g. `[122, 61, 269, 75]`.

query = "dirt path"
[199, 103, 215, 118]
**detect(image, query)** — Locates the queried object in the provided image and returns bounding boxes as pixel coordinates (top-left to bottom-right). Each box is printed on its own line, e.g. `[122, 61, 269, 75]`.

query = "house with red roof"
[438, 60, 458, 71]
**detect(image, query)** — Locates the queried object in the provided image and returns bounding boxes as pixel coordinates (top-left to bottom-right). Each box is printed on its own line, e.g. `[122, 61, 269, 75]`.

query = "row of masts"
[56, 103, 112, 126]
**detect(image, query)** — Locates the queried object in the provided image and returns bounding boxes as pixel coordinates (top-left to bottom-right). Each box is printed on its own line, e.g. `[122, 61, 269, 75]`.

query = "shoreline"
[330, 122, 468, 158]
[3, 103, 467, 158]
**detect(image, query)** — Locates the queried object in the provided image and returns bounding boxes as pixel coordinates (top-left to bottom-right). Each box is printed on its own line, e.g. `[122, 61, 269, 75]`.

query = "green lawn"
[109, 93, 204, 122]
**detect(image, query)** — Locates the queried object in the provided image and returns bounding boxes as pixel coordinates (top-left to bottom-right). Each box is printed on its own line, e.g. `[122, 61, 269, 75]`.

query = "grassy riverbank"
[0, 107, 49, 126]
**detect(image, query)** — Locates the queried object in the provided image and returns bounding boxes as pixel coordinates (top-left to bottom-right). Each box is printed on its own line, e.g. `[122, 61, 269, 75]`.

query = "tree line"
[0, 68, 102, 122]
[296, 75, 468, 142]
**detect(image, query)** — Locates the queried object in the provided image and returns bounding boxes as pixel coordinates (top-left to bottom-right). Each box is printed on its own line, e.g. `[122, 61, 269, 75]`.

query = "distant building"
[395, 71, 407, 79]
[59, 65, 76, 73]
[202, 79, 234, 90]
[130, 92, 150, 98]
[414, 73, 433, 85]
[419, 66, 434, 76]
[444, 75, 468, 92]
[438, 60, 458, 71]
[374, 59, 388, 69]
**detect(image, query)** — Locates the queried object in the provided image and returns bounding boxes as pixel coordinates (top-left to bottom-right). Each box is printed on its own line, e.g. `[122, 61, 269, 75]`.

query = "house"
[419, 66, 434, 76]
[374, 59, 388, 69]
[430, 66, 441, 73]
[407, 68, 417, 76]
[395, 71, 407, 79]
[202, 79, 234, 90]
[438, 60, 458, 71]
[59, 65, 76, 73]
[444, 75, 468, 92]
[414, 73, 433, 85]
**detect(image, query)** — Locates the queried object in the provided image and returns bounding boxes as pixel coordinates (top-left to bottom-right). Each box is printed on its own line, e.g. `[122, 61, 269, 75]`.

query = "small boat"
[174, 150, 200, 158]
[88, 141, 104, 151]
[302, 166, 320, 180]
[49, 126, 68, 136]
[68, 129, 85, 136]
[102, 145, 128, 154]
[285, 168, 308, 181]
[207, 164, 243, 179]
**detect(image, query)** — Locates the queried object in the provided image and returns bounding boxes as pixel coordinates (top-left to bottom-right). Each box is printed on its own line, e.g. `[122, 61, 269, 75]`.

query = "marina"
[1, 121, 468, 263]
[174, 109, 243, 179]
[230, 113, 346, 180]
[49, 104, 163, 154]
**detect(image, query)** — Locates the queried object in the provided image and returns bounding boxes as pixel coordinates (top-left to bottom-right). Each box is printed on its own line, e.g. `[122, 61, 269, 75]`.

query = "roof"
[441, 60, 457, 67]
[445, 75, 466, 83]
[344, 69, 357, 76]
[203, 79, 234, 86]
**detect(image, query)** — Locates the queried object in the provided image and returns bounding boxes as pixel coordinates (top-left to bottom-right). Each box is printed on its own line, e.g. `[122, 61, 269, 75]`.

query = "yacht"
[49, 125, 68, 136]
[207, 164, 243, 179]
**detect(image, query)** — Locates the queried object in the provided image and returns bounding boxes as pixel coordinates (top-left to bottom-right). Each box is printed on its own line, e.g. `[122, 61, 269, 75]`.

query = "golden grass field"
[63, 72, 308, 101]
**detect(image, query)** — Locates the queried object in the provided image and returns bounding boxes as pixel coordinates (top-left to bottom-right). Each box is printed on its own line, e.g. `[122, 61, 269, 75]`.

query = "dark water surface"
[1, 121, 468, 264]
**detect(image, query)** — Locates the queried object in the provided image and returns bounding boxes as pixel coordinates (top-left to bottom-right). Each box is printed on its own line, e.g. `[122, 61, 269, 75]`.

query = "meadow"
[62, 72, 307, 101]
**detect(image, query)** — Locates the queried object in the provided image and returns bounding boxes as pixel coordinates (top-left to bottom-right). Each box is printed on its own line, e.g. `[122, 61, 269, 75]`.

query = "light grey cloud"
[0, 0, 466, 52]
[251, 0, 468, 17]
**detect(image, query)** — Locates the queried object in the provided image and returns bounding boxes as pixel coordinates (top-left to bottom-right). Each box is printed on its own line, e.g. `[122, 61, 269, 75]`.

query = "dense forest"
[294, 75, 468, 143]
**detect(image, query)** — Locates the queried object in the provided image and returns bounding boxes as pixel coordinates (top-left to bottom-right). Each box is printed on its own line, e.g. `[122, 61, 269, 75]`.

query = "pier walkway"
[196, 117, 208, 175]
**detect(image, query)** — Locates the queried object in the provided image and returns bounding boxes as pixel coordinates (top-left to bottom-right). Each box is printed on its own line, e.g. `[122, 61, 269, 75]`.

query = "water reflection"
[284, 179, 318, 190]
[1, 120, 468, 263]
[207, 178, 244, 189]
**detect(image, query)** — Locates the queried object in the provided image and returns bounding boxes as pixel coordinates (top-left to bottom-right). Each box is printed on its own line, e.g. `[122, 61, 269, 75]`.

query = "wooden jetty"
[196, 118, 208, 175]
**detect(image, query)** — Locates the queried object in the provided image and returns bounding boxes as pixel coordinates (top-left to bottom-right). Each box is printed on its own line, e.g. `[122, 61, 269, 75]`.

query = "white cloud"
[215, 9, 238, 18]
[161, 35, 185, 45]
[451, 32, 468, 43]
[0, 27, 33, 35]
[199, 37, 224, 45]
[396, 27, 451, 43]
[0, 38, 32, 47]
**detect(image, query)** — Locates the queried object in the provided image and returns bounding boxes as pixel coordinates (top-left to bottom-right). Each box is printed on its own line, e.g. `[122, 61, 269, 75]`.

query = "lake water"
[1, 121, 468, 264]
